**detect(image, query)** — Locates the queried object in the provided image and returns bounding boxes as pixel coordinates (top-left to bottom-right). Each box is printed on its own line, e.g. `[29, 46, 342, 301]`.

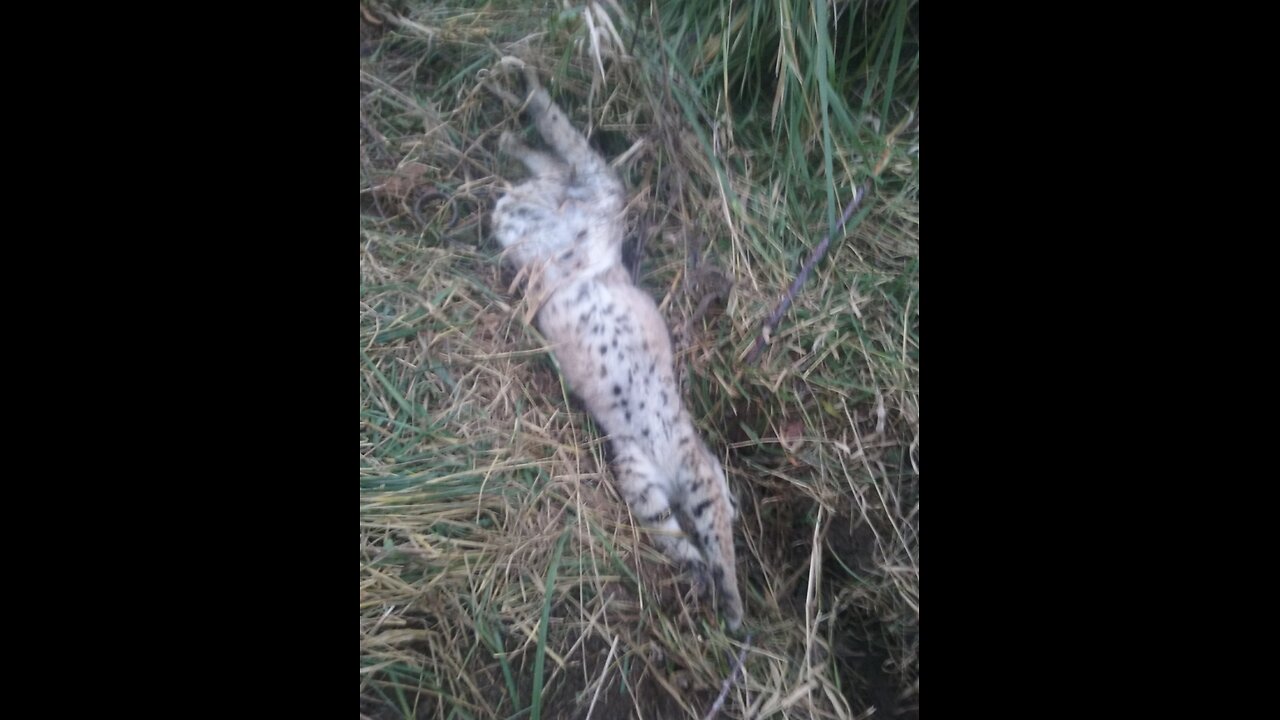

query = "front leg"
[499, 131, 567, 179]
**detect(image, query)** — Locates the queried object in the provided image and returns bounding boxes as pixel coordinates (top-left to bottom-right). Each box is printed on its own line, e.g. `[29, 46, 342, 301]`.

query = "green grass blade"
[880, 0, 911, 126]
[529, 528, 570, 720]
[360, 348, 421, 419]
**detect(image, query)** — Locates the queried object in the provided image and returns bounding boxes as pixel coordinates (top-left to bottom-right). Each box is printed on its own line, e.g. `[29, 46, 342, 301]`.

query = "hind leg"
[612, 446, 706, 575]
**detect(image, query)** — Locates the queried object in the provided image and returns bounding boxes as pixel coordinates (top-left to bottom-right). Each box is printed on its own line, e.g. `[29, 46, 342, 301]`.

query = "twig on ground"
[745, 186, 867, 365]
[702, 633, 753, 720]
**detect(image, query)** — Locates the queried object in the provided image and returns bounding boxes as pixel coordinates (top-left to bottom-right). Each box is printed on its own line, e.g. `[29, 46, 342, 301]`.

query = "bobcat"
[489, 63, 744, 630]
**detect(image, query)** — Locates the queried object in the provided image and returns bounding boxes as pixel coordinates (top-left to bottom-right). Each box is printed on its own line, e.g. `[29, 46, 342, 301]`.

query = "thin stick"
[745, 187, 867, 364]
[702, 633, 753, 720]
[583, 634, 621, 720]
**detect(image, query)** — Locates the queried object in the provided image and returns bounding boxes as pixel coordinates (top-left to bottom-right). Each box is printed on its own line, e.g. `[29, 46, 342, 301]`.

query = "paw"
[497, 55, 529, 72]
[492, 56, 542, 103]
[678, 558, 712, 599]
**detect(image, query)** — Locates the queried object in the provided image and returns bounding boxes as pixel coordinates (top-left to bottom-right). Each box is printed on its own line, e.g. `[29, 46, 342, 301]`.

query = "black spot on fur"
[599, 345, 608, 355]
[625, 411, 632, 422]
[577, 284, 590, 301]
[640, 401, 646, 409]
[560, 248, 575, 261]
[600, 365, 607, 378]
[642, 428, 650, 437]
[635, 483, 656, 503]
[691, 499, 712, 518]
[576, 229, 587, 240]
[613, 385, 622, 396]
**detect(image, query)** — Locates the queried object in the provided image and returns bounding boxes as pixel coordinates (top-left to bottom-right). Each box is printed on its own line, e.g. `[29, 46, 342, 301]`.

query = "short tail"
[711, 536, 744, 631]
[716, 556, 747, 627]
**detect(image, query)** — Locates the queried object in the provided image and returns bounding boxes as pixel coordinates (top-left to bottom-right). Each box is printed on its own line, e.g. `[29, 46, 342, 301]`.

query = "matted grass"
[360, 1, 918, 718]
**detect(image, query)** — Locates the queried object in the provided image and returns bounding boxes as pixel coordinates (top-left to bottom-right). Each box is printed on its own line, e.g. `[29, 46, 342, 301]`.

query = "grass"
[360, 1, 919, 718]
